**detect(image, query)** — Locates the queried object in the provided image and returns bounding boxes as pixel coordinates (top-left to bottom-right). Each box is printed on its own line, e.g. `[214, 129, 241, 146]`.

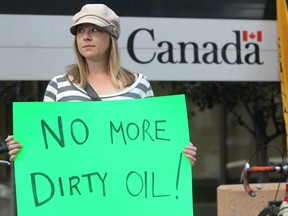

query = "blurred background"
[0, 0, 284, 215]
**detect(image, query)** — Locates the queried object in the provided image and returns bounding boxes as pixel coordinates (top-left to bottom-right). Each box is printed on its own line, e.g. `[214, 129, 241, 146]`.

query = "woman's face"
[76, 24, 111, 62]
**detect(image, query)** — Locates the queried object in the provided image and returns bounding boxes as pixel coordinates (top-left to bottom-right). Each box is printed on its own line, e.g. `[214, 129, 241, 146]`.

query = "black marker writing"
[41, 116, 89, 149]
[110, 119, 171, 145]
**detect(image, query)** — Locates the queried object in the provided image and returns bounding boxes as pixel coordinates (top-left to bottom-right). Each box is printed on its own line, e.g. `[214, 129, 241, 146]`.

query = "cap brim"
[70, 17, 108, 35]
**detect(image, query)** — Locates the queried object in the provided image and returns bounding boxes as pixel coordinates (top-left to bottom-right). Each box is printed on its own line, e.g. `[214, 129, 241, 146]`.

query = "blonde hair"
[66, 36, 135, 89]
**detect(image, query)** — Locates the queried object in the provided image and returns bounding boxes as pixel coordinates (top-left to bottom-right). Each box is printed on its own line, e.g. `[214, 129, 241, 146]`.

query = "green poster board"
[13, 95, 193, 216]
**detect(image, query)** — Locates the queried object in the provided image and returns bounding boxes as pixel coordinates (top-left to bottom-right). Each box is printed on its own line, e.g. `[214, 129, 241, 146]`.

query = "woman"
[6, 4, 197, 165]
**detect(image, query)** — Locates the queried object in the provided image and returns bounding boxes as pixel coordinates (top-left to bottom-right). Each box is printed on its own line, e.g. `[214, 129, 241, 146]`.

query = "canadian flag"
[242, 31, 262, 42]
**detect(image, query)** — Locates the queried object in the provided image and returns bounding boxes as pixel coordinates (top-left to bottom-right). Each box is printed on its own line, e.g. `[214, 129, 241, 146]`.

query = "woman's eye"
[77, 28, 84, 33]
[92, 27, 99, 32]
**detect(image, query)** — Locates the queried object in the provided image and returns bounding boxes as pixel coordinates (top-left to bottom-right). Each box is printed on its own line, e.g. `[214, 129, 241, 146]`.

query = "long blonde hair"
[66, 36, 135, 89]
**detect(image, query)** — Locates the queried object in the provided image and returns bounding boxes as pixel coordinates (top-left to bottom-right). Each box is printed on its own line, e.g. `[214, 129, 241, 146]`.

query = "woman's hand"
[183, 142, 197, 166]
[5, 135, 22, 161]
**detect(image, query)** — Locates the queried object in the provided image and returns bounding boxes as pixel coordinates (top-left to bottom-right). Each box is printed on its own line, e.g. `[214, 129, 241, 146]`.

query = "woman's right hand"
[5, 135, 22, 161]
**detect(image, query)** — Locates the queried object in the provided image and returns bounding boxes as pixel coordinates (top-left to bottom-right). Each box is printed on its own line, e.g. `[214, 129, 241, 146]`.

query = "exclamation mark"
[175, 152, 183, 199]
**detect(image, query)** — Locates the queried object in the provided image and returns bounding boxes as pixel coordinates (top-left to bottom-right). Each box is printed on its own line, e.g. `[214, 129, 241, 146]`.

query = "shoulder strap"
[84, 83, 101, 101]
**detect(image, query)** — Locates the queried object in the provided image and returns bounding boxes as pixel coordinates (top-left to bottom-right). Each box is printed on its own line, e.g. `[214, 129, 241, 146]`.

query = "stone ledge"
[217, 183, 286, 216]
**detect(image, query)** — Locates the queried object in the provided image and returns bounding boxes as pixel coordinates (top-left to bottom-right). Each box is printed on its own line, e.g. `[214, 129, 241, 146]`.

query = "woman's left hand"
[183, 142, 197, 166]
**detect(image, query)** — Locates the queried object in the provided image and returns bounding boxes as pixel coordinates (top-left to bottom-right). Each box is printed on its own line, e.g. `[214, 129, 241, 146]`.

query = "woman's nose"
[83, 31, 92, 40]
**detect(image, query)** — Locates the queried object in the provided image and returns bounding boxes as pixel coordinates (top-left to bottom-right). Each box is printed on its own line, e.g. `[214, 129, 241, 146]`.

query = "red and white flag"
[242, 31, 262, 42]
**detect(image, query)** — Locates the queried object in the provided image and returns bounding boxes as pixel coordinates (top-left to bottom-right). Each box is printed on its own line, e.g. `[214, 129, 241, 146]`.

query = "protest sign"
[13, 95, 193, 216]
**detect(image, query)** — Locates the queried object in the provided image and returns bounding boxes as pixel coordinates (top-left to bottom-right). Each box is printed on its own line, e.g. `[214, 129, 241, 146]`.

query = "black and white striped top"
[43, 73, 154, 101]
